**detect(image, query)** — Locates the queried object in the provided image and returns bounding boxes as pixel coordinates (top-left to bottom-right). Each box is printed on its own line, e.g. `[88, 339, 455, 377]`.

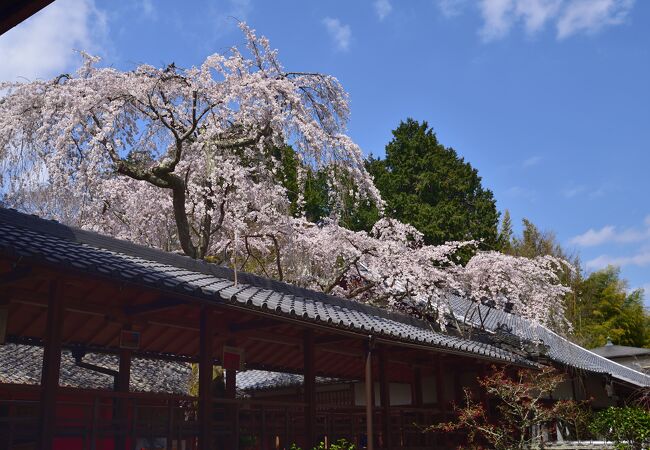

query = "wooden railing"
[0, 385, 462, 449]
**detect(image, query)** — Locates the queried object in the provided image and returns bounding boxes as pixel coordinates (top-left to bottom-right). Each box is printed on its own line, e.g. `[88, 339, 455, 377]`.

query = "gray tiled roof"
[447, 296, 650, 387]
[235, 369, 341, 392]
[590, 344, 650, 359]
[0, 208, 528, 366]
[0, 343, 192, 394]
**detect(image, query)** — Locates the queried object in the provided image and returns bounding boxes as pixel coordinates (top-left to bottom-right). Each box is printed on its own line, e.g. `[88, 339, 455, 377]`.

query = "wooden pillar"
[435, 359, 446, 419]
[303, 329, 316, 448]
[413, 366, 423, 407]
[198, 308, 215, 450]
[378, 346, 391, 450]
[226, 367, 238, 449]
[0, 296, 8, 345]
[116, 346, 132, 449]
[39, 280, 64, 450]
[365, 336, 374, 450]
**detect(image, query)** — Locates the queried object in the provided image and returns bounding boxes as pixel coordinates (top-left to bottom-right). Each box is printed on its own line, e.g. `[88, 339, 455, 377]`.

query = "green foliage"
[574, 266, 650, 349]
[314, 439, 356, 450]
[290, 439, 356, 450]
[589, 406, 650, 450]
[368, 119, 500, 248]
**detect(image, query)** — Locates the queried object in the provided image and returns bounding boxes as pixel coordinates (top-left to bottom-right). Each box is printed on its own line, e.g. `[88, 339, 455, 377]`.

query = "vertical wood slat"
[303, 329, 316, 448]
[198, 307, 215, 450]
[39, 280, 64, 450]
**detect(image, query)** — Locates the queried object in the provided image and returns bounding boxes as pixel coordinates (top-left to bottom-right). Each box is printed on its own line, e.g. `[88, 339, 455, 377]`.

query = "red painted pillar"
[198, 308, 215, 450]
[304, 329, 316, 448]
[39, 280, 64, 450]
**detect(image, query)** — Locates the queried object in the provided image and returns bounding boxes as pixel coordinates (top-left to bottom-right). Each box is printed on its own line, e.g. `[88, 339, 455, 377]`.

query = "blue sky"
[1, 0, 649, 304]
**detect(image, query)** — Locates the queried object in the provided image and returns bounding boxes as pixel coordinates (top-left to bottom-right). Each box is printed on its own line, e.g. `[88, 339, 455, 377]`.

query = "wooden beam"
[124, 297, 185, 316]
[245, 330, 301, 348]
[229, 318, 281, 333]
[314, 335, 354, 346]
[303, 329, 316, 448]
[198, 307, 215, 450]
[0, 0, 56, 35]
[39, 280, 64, 450]
[0, 265, 31, 286]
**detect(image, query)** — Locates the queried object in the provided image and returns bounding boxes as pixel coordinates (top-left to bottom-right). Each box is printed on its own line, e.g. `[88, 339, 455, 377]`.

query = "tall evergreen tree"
[367, 119, 500, 248]
[498, 209, 514, 253]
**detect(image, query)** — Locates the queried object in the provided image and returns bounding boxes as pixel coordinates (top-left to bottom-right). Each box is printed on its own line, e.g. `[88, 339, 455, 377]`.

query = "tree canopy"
[575, 266, 649, 349]
[368, 119, 500, 248]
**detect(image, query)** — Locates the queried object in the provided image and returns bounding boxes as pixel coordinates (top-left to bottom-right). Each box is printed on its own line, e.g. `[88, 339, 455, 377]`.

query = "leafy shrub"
[589, 406, 650, 450]
[290, 439, 356, 450]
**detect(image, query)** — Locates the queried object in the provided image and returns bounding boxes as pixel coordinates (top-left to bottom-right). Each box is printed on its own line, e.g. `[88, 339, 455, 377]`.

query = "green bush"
[290, 439, 356, 450]
[589, 406, 650, 450]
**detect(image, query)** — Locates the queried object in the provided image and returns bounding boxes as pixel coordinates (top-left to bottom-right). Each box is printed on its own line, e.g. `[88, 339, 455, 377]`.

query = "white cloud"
[374, 0, 393, 20]
[562, 185, 586, 198]
[522, 155, 542, 167]
[0, 0, 108, 82]
[504, 185, 536, 201]
[570, 218, 650, 247]
[479, 0, 516, 41]
[454, 0, 635, 42]
[322, 17, 351, 51]
[557, 0, 634, 39]
[569, 225, 616, 246]
[140, 0, 156, 20]
[516, 0, 562, 34]
[436, 0, 468, 18]
[586, 249, 650, 270]
[227, 0, 253, 21]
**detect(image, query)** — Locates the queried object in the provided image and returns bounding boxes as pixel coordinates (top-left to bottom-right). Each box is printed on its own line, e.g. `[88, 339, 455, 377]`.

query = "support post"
[0, 295, 8, 345]
[39, 280, 64, 450]
[378, 346, 391, 449]
[226, 367, 238, 449]
[116, 345, 132, 449]
[198, 308, 215, 450]
[303, 329, 316, 448]
[435, 359, 445, 419]
[413, 366, 423, 407]
[365, 336, 374, 450]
